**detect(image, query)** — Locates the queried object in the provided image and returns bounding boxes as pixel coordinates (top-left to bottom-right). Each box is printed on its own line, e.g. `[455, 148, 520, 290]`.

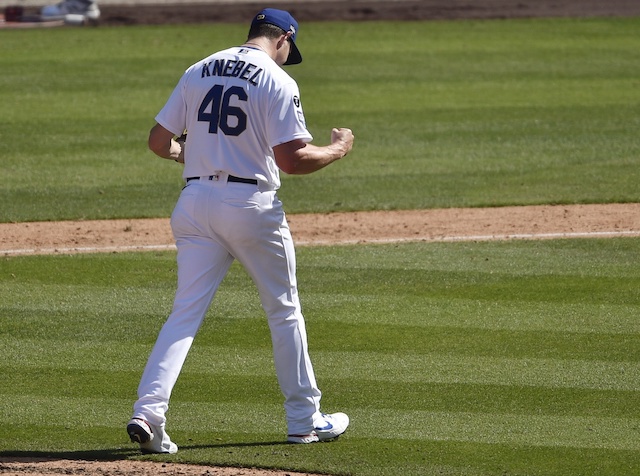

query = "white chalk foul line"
[296, 229, 640, 246]
[4, 229, 640, 256]
[2, 244, 177, 256]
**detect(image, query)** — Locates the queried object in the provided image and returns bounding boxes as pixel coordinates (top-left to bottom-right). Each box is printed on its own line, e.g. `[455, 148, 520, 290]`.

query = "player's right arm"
[274, 128, 354, 175]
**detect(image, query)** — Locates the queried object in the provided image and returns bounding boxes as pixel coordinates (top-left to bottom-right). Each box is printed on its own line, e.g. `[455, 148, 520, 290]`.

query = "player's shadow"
[1, 440, 293, 462]
[1, 449, 142, 461]
[178, 440, 293, 451]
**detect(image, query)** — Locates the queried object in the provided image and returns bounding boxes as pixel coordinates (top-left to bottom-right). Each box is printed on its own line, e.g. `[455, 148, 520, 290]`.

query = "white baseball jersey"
[155, 46, 313, 189]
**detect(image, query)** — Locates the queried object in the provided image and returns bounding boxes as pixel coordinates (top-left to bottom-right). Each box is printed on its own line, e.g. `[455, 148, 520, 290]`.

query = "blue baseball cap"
[251, 8, 303, 65]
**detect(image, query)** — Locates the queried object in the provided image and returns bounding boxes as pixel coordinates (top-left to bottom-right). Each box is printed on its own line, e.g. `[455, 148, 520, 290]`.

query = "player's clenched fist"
[331, 128, 354, 157]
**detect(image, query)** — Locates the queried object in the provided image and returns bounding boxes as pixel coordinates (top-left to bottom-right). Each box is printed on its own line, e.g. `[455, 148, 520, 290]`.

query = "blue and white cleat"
[287, 412, 349, 443]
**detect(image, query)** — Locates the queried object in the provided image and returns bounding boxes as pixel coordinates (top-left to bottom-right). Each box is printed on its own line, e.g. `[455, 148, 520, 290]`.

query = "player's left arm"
[274, 127, 354, 175]
[148, 123, 185, 163]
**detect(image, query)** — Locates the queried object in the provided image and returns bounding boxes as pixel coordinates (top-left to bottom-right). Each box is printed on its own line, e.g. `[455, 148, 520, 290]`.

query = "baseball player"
[127, 8, 354, 453]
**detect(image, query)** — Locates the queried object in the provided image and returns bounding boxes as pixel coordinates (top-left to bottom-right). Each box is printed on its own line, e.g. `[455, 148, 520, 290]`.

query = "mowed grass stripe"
[321, 380, 638, 418]
[309, 296, 640, 334]
[349, 409, 638, 450]
[314, 351, 639, 391]
[0, 340, 276, 374]
[308, 321, 639, 360]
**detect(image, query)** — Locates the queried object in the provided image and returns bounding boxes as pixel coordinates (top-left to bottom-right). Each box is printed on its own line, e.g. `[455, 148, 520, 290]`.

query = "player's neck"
[243, 41, 269, 53]
[242, 38, 284, 65]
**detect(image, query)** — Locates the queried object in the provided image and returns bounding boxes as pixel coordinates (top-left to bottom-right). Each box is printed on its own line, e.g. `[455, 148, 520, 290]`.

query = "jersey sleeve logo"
[293, 96, 301, 108]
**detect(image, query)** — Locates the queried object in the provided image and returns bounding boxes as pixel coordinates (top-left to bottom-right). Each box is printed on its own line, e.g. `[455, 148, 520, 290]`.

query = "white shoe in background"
[41, 0, 100, 22]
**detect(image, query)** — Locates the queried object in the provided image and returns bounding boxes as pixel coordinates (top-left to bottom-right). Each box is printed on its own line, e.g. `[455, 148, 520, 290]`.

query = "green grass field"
[1, 16, 639, 476]
[0, 239, 640, 475]
[1, 240, 639, 475]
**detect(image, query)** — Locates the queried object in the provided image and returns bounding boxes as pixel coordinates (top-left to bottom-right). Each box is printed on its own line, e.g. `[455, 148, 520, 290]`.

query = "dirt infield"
[3, 204, 640, 256]
[2, 1, 639, 475]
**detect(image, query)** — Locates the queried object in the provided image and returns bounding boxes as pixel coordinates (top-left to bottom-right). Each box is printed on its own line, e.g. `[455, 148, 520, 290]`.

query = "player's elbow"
[274, 140, 308, 175]
[277, 157, 302, 175]
[148, 138, 160, 156]
[148, 133, 164, 156]
[148, 123, 174, 158]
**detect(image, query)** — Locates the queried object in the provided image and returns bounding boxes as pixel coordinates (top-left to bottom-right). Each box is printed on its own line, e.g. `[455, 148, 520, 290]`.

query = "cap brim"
[284, 40, 302, 65]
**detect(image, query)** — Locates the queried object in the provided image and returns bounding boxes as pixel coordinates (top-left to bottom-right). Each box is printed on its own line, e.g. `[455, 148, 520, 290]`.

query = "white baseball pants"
[132, 175, 323, 435]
